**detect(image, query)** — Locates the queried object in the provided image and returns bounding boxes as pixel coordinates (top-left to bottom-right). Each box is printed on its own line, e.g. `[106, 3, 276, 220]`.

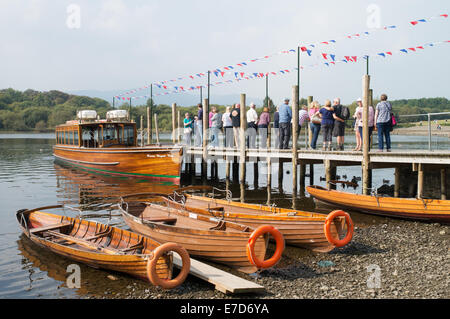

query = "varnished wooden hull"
[119, 199, 268, 273]
[16, 206, 172, 283]
[166, 195, 345, 253]
[306, 186, 450, 223]
[53, 145, 182, 183]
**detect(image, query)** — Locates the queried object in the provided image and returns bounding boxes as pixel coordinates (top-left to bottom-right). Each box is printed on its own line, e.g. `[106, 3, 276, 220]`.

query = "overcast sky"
[1, 0, 449, 106]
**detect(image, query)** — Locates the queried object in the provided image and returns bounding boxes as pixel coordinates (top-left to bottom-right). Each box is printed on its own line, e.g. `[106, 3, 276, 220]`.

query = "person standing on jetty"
[375, 94, 393, 152]
[273, 106, 280, 149]
[247, 102, 258, 149]
[354, 98, 375, 150]
[230, 103, 241, 148]
[183, 112, 194, 146]
[331, 98, 348, 151]
[196, 103, 203, 146]
[352, 98, 363, 151]
[309, 101, 321, 149]
[297, 105, 309, 147]
[222, 106, 233, 148]
[209, 107, 221, 148]
[257, 107, 270, 148]
[278, 98, 292, 149]
[319, 99, 335, 151]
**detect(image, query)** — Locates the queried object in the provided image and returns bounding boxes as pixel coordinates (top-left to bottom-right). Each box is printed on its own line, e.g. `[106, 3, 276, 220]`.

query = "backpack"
[341, 106, 350, 120]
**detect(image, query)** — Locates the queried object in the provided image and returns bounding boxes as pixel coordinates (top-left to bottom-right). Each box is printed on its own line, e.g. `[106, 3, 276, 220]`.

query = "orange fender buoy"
[324, 210, 353, 247]
[246, 225, 285, 269]
[147, 242, 190, 289]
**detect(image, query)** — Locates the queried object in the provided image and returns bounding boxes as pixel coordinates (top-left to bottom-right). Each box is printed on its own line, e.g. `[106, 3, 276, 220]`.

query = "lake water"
[0, 132, 448, 298]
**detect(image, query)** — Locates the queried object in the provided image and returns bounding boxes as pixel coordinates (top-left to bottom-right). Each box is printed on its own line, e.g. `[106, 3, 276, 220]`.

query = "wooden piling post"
[441, 168, 447, 200]
[267, 122, 272, 189]
[309, 164, 314, 185]
[202, 98, 209, 180]
[292, 85, 299, 195]
[171, 103, 177, 144]
[299, 162, 306, 197]
[324, 160, 336, 190]
[140, 116, 144, 147]
[239, 94, 246, 184]
[417, 163, 424, 199]
[394, 167, 400, 198]
[154, 113, 160, 145]
[147, 106, 151, 145]
[362, 74, 371, 195]
[177, 110, 181, 144]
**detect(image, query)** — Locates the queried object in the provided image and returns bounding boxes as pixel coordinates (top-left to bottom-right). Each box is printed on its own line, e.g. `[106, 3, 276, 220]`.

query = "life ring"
[246, 225, 284, 269]
[147, 242, 190, 289]
[324, 210, 354, 247]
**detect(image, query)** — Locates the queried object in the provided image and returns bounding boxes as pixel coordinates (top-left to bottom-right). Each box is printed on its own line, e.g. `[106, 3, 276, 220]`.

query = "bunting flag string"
[118, 39, 449, 102]
[114, 12, 448, 100]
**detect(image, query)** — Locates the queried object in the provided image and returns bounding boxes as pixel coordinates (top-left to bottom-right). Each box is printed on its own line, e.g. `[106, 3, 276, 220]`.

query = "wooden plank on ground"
[173, 255, 264, 295]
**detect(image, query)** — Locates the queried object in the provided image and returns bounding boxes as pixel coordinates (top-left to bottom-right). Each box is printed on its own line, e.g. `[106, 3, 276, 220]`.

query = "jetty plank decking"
[173, 255, 265, 294]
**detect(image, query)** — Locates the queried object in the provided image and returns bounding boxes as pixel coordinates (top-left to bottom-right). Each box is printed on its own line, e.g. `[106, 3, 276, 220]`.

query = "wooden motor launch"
[118, 193, 285, 274]
[165, 186, 354, 252]
[306, 185, 450, 223]
[16, 205, 190, 289]
[53, 109, 182, 183]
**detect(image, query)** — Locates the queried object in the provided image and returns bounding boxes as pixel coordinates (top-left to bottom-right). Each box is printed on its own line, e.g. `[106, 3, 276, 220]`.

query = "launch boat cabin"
[53, 110, 182, 183]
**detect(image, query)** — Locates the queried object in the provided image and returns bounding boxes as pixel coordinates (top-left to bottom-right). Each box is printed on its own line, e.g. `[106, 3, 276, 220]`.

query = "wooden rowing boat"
[306, 185, 450, 223]
[16, 205, 190, 289]
[118, 194, 285, 274]
[163, 187, 353, 253]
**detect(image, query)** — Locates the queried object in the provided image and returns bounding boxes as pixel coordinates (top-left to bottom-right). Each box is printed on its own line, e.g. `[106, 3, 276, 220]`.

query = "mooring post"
[267, 122, 272, 190]
[147, 106, 151, 145]
[292, 85, 299, 195]
[309, 164, 314, 185]
[307, 96, 313, 148]
[154, 113, 160, 144]
[417, 163, 424, 199]
[171, 103, 177, 144]
[202, 98, 209, 181]
[394, 167, 400, 197]
[324, 160, 336, 190]
[140, 115, 144, 147]
[239, 93, 247, 184]
[299, 162, 306, 197]
[427, 113, 432, 151]
[441, 168, 447, 200]
[177, 110, 181, 144]
[362, 74, 371, 195]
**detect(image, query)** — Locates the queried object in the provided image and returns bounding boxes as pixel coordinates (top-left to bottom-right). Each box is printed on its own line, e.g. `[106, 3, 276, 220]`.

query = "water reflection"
[54, 162, 178, 212]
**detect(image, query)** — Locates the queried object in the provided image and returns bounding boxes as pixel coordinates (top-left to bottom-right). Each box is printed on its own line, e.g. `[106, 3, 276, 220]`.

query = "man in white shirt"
[246, 103, 258, 148]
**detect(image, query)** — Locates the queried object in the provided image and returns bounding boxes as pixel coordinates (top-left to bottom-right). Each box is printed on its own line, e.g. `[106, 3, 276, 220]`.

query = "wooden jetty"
[150, 81, 449, 202]
[173, 255, 265, 294]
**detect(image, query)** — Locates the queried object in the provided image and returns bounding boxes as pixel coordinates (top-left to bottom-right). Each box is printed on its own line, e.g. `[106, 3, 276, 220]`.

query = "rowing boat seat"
[209, 220, 226, 231]
[30, 222, 72, 234]
[144, 217, 178, 225]
[208, 206, 225, 212]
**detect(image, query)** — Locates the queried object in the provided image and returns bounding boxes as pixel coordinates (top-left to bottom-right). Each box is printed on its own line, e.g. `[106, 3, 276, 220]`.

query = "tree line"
[0, 88, 449, 132]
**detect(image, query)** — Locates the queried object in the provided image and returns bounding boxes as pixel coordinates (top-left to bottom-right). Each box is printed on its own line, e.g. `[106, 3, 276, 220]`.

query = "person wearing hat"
[278, 98, 292, 149]
[247, 102, 258, 148]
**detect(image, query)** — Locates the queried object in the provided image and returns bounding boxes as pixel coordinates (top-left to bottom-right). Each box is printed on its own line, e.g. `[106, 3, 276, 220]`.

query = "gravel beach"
[83, 211, 449, 300]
